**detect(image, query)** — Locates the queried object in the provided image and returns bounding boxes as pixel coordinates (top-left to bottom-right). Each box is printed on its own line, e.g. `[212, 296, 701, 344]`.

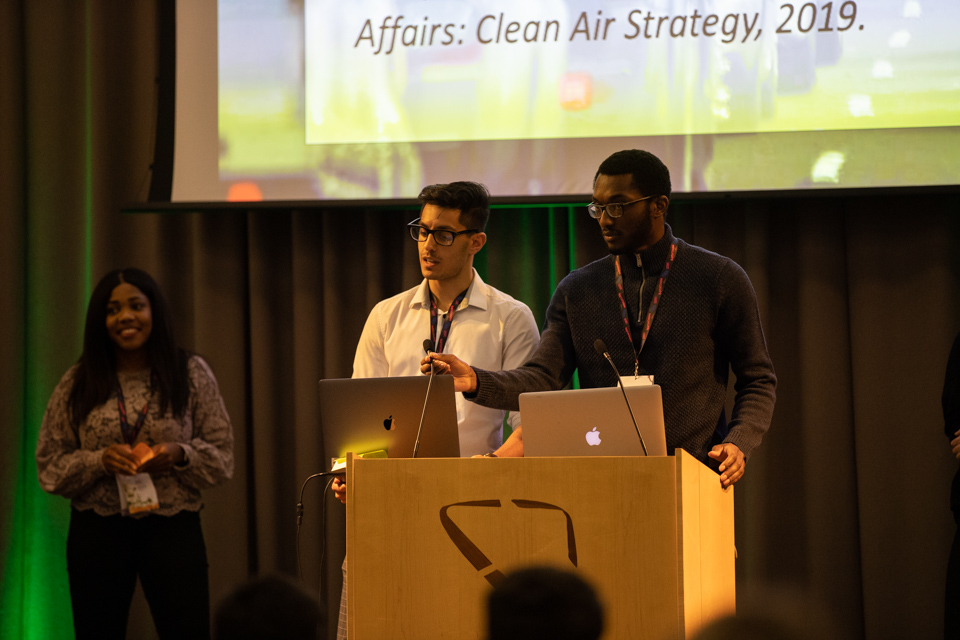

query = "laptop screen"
[319, 375, 461, 469]
[519, 385, 667, 457]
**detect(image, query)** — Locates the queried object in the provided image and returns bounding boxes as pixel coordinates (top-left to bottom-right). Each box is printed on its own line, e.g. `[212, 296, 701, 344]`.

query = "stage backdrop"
[2, 2, 960, 639]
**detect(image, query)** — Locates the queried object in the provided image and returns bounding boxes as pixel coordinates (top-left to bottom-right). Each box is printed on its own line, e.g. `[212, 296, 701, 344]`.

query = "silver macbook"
[319, 375, 461, 469]
[519, 385, 667, 457]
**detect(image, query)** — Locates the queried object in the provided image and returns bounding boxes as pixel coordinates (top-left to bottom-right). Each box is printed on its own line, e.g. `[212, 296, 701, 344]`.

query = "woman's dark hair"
[68, 268, 190, 427]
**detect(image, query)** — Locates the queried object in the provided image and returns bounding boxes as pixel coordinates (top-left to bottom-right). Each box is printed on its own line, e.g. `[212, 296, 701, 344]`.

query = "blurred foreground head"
[487, 566, 603, 640]
[214, 574, 323, 640]
[692, 584, 842, 640]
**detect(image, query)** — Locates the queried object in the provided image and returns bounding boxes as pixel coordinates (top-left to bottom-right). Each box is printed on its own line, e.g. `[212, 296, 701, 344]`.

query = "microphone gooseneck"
[413, 339, 437, 458]
[594, 339, 648, 456]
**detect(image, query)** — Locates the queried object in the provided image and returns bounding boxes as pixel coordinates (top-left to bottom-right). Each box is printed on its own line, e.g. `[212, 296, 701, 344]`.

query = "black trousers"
[948, 508, 960, 639]
[67, 508, 211, 640]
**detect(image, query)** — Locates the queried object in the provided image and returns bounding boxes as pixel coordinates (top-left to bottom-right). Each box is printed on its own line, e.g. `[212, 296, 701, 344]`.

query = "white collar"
[411, 268, 489, 312]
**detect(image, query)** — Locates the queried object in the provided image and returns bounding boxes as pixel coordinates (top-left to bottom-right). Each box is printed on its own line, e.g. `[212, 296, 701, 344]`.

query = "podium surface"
[346, 450, 734, 639]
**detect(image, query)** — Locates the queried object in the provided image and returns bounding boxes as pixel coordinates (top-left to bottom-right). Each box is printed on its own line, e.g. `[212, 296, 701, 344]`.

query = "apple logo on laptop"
[585, 427, 601, 446]
[383, 416, 395, 431]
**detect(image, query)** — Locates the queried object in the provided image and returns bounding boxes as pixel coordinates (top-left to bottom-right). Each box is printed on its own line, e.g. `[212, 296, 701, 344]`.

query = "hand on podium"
[487, 426, 524, 458]
[332, 476, 347, 504]
[472, 426, 524, 458]
[708, 443, 745, 488]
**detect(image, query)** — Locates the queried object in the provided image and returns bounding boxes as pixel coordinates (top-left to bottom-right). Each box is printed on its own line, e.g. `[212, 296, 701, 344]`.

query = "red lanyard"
[116, 381, 151, 446]
[429, 287, 469, 354]
[613, 239, 679, 377]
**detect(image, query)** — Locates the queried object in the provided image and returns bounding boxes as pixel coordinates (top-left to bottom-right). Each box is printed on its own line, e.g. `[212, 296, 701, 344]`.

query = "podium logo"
[439, 500, 578, 587]
[585, 427, 601, 446]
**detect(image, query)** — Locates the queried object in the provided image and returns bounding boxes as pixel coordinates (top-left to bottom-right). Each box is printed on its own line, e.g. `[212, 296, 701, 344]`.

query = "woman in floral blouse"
[36, 268, 233, 640]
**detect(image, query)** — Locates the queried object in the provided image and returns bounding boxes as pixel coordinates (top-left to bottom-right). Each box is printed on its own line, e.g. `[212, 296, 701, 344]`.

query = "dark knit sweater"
[471, 224, 776, 464]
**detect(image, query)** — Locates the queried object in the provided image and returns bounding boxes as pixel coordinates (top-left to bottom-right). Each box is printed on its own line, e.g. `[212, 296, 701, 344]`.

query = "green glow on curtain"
[2, 4, 97, 638]
[480, 205, 584, 397]
[1, 452, 27, 637]
[2, 283, 74, 639]
[13, 241, 77, 640]
[565, 206, 581, 391]
[547, 211, 558, 292]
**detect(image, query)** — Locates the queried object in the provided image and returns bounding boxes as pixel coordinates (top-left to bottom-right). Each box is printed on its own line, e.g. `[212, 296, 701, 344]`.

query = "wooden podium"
[345, 450, 734, 639]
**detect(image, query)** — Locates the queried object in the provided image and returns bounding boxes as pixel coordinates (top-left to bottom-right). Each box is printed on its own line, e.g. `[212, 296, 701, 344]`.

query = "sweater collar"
[620, 224, 677, 277]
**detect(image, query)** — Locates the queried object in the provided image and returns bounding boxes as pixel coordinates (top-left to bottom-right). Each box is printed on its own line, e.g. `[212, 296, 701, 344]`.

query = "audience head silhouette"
[214, 574, 323, 640]
[487, 566, 603, 640]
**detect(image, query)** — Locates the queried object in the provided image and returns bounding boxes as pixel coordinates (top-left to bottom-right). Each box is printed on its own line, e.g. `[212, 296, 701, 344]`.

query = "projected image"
[303, 0, 958, 142]
[192, 0, 960, 202]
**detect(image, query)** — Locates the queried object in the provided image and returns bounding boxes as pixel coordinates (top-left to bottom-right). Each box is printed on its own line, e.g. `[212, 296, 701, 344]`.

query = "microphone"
[423, 339, 436, 370]
[593, 339, 648, 456]
[413, 339, 436, 458]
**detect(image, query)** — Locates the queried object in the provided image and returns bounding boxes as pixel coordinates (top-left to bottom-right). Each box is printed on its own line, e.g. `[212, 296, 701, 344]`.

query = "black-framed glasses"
[587, 195, 654, 219]
[407, 218, 480, 246]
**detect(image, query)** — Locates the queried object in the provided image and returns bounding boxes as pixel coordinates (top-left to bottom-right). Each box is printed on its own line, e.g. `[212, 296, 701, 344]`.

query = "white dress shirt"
[352, 269, 540, 456]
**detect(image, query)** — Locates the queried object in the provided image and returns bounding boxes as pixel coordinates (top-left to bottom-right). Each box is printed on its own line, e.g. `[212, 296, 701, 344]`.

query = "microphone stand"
[413, 339, 436, 458]
[594, 339, 648, 456]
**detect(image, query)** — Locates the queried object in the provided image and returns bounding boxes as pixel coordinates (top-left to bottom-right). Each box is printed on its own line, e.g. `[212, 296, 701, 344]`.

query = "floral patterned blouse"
[36, 356, 234, 517]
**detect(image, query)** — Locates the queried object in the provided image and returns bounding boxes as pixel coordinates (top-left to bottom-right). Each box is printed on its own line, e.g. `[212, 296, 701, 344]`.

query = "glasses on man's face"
[407, 218, 479, 246]
[586, 195, 654, 219]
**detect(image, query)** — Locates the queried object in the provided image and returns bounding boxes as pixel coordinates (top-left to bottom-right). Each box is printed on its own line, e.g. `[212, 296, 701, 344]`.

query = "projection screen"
[168, 0, 960, 204]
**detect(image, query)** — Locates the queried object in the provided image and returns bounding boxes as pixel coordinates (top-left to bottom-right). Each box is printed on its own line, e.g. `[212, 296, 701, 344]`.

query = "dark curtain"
[2, 3, 959, 639]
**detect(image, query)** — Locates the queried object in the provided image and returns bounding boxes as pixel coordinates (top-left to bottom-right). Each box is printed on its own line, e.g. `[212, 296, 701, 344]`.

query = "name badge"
[116, 473, 160, 515]
[621, 375, 654, 387]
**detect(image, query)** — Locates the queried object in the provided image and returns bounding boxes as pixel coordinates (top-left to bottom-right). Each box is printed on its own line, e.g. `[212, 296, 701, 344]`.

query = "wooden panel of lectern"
[345, 449, 734, 639]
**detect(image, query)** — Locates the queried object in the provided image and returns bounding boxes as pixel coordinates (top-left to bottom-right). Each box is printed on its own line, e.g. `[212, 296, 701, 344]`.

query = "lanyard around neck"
[116, 378, 151, 446]
[429, 287, 469, 354]
[613, 239, 679, 376]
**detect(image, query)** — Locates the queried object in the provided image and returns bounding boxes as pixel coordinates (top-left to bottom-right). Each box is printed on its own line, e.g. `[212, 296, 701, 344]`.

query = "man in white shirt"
[350, 182, 540, 455]
[345, 181, 540, 459]
[332, 181, 540, 639]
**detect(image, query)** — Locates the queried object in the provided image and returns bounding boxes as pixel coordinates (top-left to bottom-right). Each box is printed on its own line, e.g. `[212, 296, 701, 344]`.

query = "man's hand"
[951, 429, 960, 460]
[707, 443, 745, 489]
[471, 426, 526, 458]
[419, 352, 478, 393]
[496, 426, 524, 457]
[332, 476, 347, 504]
[102, 444, 139, 476]
[138, 443, 185, 474]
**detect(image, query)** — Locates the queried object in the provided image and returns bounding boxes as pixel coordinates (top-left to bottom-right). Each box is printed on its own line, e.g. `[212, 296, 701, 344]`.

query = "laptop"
[319, 375, 461, 470]
[519, 385, 667, 457]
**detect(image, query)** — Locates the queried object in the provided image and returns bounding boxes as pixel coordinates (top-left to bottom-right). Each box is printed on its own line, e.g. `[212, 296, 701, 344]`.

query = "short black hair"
[594, 149, 672, 199]
[487, 566, 604, 640]
[417, 181, 490, 231]
[214, 574, 323, 640]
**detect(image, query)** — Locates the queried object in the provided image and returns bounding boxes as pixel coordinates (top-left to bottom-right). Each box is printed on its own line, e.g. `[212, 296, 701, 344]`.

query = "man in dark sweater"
[423, 149, 776, 487]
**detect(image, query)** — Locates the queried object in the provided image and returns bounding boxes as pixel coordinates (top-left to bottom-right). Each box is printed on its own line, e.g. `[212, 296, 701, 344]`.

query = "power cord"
[296, 472, 340, 582]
